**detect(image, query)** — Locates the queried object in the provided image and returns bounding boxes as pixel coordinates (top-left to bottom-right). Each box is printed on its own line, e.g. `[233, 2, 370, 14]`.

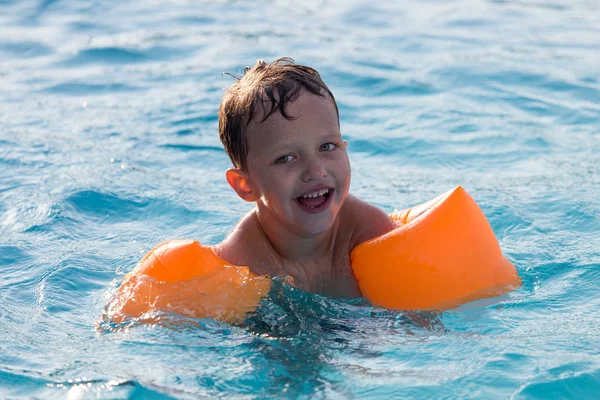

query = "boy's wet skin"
[214, 88, 396, 298]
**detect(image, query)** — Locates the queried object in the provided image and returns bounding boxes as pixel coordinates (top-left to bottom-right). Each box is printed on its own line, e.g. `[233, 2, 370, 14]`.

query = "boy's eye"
[319, 142, 337, 151]
[274, 155, 294, 164]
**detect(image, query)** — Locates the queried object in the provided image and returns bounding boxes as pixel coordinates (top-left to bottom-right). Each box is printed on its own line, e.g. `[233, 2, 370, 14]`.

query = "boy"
[213, 58, 396, 299]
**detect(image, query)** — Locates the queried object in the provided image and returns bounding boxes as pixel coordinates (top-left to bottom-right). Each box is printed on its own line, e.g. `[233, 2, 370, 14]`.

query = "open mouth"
[295, 188, 333, 213]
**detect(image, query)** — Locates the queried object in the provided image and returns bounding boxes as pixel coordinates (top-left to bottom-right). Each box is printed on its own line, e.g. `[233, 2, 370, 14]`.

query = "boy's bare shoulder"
[340, 194, 396, 249]
[213, 210, 265, 267]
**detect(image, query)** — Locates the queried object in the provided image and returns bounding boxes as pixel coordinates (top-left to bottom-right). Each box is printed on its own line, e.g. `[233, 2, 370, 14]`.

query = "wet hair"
[218, 57, 339, 171]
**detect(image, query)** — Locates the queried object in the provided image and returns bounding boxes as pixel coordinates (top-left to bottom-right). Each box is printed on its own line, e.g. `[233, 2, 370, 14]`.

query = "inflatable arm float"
[351, 186, 520, 310]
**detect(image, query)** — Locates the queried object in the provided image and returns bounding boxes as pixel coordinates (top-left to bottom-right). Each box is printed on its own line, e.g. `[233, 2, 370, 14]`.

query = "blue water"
[1, 0, 599, 398]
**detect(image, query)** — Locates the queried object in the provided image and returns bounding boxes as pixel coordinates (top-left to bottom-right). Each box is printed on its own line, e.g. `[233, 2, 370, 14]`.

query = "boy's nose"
[301, 159, 327, 182]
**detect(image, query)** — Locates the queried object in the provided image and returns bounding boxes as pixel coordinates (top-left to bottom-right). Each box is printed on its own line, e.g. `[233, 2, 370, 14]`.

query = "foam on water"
[1, 0, 599, 398]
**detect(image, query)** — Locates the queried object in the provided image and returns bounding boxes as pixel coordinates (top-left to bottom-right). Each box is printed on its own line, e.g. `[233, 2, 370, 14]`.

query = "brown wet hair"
[218, 57, 339, 171]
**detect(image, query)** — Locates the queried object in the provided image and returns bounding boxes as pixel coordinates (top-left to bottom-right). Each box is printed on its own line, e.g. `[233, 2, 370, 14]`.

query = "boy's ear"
[226, 168, 258, 202]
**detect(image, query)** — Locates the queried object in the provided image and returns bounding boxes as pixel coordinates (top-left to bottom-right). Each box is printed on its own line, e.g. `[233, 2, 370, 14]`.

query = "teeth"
[302, 188, 329, 198]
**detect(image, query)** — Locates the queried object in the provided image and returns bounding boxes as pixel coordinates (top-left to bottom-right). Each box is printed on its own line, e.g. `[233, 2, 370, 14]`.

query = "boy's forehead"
[246, 91, 339, 143]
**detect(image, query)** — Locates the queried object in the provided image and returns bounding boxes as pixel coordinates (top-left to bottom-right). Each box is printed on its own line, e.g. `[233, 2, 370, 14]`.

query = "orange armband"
[106, 240, 271, 324]
[351, 186, 521, 310]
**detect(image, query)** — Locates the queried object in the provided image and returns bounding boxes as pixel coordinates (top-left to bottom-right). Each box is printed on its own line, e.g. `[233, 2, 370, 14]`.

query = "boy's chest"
[219, 213, 362, 298]
[272, 251, 361, 299]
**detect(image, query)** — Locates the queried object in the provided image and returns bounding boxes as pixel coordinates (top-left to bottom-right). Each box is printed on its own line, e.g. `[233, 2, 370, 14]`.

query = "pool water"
[1, 0, 599, 398]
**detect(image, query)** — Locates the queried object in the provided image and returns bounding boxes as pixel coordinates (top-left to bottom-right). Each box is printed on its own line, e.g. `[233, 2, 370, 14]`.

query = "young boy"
[213, 58, 396, 299]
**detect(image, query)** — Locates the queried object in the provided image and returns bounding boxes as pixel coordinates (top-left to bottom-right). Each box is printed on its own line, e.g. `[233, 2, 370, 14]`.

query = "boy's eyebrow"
[263, 132, 343, 155]
[315, 131, 344, 143]
[262, 144, 292, 158]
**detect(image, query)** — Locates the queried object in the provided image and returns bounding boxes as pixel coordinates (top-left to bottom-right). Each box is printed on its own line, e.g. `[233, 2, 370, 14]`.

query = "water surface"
[1, 0, 599, 398]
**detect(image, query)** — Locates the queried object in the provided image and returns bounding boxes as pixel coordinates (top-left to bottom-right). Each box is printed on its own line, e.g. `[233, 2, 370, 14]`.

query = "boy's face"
[243, 90, 350, 237]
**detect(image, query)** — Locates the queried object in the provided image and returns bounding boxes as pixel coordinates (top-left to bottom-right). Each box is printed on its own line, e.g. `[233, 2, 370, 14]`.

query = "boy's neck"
[254, 210, 336, 262]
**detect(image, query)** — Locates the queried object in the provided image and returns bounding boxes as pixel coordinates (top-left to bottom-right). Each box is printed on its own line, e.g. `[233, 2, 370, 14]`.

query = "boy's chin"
[293, 214, 337, 237]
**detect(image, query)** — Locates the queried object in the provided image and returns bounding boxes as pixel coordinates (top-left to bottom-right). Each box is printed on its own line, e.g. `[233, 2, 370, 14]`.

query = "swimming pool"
[1, 0, 599, 398]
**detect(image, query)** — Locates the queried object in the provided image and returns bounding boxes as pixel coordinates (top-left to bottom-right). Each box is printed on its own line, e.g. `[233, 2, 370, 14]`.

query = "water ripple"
[514, 368, 600, 399]
[39, 82, 143, 95]
[0, 41, 52, 58]
[160, 144, 225, 153]
[59, 45, 190, 66]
